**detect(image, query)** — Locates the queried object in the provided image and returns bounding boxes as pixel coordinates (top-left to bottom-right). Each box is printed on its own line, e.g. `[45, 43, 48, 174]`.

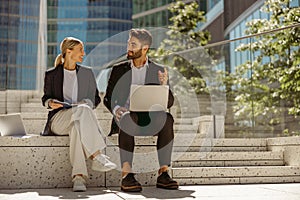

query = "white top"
[63, 69, 78, 104]
[131, 62, 148, 85]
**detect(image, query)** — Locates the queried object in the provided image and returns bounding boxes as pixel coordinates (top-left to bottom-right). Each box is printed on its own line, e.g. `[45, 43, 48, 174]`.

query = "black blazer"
[104, 59, 174, 135]
[41, 64, 101, 136]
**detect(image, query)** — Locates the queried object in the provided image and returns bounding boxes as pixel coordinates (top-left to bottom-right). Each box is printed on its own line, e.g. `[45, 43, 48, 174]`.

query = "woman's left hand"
[49, 100, 63, 109]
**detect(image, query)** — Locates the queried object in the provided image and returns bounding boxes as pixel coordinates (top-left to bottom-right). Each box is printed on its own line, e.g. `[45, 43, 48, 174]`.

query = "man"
[104, 28, 179, 192]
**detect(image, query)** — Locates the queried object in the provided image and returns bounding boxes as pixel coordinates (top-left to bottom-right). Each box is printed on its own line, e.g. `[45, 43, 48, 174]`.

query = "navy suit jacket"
[41, 64, 101, 136]
[104, 59, 174, 135]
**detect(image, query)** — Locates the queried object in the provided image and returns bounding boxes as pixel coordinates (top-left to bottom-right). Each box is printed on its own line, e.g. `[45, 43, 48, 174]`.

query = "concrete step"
[27, 98, 41, 103]
[172, 151, 284, 167]
[172, 137, 268, 153]
[174, 124, 198, 132]
[177, 113, 209, 118]
[20, 102, 44, 112]
[172, 166, 300, 185]
[173, 145, 268, 152]
[173, 137, 267, 149]
[174, 118, 193, 125]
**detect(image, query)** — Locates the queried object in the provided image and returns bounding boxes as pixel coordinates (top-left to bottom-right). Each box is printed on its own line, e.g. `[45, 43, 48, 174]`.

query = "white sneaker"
[91, 154, 117, 172]
[72, 175, 86, 192]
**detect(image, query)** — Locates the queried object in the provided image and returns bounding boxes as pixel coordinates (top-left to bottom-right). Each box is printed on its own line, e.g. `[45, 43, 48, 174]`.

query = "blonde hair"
[54, 37, 83, 67]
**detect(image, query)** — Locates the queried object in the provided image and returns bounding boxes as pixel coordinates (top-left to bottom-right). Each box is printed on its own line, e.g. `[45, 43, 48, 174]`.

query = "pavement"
[0, 183, 300, 200]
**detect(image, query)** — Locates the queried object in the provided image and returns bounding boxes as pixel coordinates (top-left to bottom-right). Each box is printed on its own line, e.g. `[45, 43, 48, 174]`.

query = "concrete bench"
[0, 134, 162, 189]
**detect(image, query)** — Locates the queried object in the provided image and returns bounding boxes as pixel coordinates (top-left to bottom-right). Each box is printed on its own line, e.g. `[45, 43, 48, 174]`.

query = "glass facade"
[227, 0, 300, 73]
[47, 0, 132, 74]
[0, 0, 40, 89]
[207, 0, 221, 10]
[132, 0, 174, 28]
[132, 0, 212, 28]
[213, 24, 300, 137]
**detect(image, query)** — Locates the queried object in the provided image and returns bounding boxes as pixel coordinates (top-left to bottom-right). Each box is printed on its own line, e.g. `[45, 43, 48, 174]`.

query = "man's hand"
[115, 107, 128, 121]
[158, 68, 168, 85]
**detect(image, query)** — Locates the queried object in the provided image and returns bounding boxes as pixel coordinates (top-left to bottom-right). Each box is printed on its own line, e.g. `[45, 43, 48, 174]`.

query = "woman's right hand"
[48, 100, 63, 109]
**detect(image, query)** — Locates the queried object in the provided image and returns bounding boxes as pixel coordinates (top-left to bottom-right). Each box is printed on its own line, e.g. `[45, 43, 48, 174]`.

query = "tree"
[227, 0, 300, 135]
[150, 0, 211, 94]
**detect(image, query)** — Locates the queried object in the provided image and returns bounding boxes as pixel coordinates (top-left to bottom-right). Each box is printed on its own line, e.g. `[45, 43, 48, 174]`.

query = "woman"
[41, 37, 116, 192]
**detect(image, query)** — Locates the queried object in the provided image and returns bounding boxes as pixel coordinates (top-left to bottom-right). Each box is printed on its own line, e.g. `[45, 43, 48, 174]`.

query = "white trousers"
[51, 104, 106, 178]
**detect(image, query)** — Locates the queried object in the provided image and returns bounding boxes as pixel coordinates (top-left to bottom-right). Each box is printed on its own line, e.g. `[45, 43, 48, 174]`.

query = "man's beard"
[127, 49, 142, 59]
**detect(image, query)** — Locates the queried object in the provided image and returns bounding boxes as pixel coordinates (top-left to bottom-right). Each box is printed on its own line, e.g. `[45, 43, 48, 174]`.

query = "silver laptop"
[129, 85, 169, 112]
[0, 113, 27, 136]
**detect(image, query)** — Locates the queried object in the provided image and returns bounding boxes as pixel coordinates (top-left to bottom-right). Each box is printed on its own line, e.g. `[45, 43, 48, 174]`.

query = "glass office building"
[0, 0, 41, 90]
[0, 0, 132, 90]
[47, 0, 132, 75]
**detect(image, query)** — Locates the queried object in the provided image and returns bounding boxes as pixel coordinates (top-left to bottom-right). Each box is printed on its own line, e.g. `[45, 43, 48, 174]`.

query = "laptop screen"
[0, 113, 27, 136]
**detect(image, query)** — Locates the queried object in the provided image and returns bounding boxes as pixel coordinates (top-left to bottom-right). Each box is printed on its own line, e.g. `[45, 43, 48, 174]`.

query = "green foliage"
[149, 0, 211, 94]
[227, 0, 300, 133]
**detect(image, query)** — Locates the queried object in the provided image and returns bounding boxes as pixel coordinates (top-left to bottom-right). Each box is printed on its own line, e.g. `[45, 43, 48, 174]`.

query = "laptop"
[129, 85, 169, 112]
[0, 113, 27, 136]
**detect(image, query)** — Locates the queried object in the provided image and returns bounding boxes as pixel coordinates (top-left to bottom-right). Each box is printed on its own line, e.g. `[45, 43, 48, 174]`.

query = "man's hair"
[129, 28, 152, 47]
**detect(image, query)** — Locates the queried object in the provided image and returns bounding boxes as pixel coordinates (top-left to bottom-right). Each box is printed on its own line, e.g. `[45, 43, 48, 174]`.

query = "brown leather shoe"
[121, 173, 142, 192]
[156, 171, 179, 190]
